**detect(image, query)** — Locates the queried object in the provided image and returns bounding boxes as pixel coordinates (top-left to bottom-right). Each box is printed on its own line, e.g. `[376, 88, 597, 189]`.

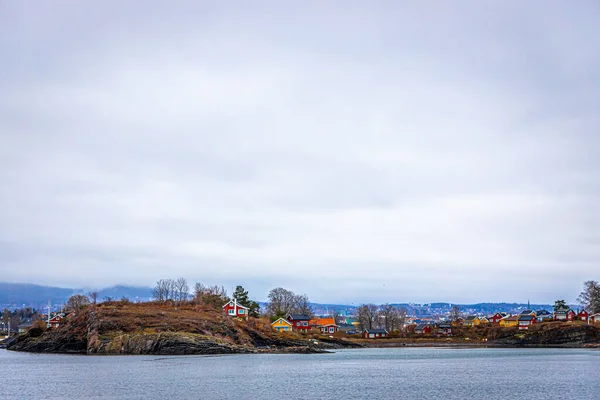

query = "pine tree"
[232, 285, 260, 317]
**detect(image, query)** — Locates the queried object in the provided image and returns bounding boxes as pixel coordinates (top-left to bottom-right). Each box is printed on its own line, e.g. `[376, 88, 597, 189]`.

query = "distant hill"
[0, 282, 75, 305]
[0, 282, 152, 308]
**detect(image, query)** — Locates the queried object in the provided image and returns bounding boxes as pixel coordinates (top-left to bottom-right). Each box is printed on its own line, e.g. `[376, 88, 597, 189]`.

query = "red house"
[577, 310, 589, 323]
[47, 313, 65, 329]
[566, 309, 576, 321]
[363, 328, 388, 339]
[287, 314, 312, 331]
[518, 315, 537, 330]
[222, 300, 249, 320]
[415, 323, 431, 334]
[489, 313, 504, 324]
[436, 324, 453, 336]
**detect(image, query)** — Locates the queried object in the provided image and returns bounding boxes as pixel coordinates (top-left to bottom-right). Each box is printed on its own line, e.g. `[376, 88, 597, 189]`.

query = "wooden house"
[414, 323, 431, 334]
[271, 318, 293, 332]
[437, 324, 453, 336]
[499, 315, 519, 327]
[590, 313, 600, 324]
[489, 313, 504, 324]
[518, 315, 536, 330]
[363, 328, 388, 339]
[577, 310, 589, 323]
[463, 316, 481, 327]
[310, 317, 338, 334]
[222, 300, 249, 320]
[47, 313, 65, 329]
[287, 314, 312, 331]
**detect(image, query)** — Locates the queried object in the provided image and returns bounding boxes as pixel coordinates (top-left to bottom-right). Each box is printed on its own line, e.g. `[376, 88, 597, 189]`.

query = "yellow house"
[463, 316, 481, 327]
[480, 317, 489, 324]
[499, 316, 519, 327]
[271, 318, 293, 332]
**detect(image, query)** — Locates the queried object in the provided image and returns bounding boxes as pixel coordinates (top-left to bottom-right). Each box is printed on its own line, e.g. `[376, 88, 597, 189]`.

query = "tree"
[293, 293, 313, 317]
[357, 304, 378, 330]
[577, 280, 600, 314]
[553, 299, 568, 312]
[88, 292, 98, 305]
[378, 304, 405, 332]
[174, 277, 189, 305]
[193, 283, 229, 309]
[266, 288, 313, 318]
[66, 294, 91, 312]
[449, 305, 462, 321]
[232, 285, 260, 317]
[152, 279, 173, 302]
[266, 287, 296, 318]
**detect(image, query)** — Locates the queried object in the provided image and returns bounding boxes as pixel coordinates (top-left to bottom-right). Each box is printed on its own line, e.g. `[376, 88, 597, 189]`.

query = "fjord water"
[2, 348, 599, 400]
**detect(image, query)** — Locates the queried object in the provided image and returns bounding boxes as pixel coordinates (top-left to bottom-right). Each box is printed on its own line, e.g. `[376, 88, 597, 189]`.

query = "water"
[1, 347, 599, 399]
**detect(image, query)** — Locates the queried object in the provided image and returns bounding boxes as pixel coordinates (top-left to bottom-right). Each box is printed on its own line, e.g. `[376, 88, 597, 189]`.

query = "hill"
[5, 301, 357, 355]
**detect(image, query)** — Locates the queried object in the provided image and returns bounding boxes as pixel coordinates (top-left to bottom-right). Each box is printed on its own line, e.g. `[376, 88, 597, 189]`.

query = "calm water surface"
[1, 347, 599, 399]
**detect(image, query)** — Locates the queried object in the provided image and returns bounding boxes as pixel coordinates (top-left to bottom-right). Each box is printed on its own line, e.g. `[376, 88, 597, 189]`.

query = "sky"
[1, 1, 599, 304]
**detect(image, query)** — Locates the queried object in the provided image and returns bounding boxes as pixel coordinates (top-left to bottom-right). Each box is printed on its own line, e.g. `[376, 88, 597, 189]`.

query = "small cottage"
[577, 310, 589, 323]
[518, 315, 536, 330]
[287, 314, 312, 331]
[271, 318, 293, 332]
[363, 328, 388, 339]
[222, 300, 249, 320]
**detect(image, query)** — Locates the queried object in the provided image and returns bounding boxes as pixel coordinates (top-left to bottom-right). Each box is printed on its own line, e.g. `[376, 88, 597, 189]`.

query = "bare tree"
[292, 293, 313, 317]
[449, 305, 462, 322]
[357, 304, 378, 330]
[266, 287, 297, 317]
[152, 279, 173, 302]
[378, 304, 405, 332]
[577, 280, 600, 313]
[174, 277, 189, 304]
[88, 292, 98, 305]
[66, 294, 91, 312]
[193, 283, 229, 309]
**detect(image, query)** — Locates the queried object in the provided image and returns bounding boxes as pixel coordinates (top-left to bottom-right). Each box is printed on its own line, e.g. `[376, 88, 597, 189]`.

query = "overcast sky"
[1, 2, 599, 304]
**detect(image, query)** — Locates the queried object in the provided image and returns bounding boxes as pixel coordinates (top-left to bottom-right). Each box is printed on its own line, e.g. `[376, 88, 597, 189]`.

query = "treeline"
[151, 278, 261, 317]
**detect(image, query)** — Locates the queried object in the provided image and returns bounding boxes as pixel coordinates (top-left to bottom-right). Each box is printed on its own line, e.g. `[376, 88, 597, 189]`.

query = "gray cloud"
[1, 1, 599, 304]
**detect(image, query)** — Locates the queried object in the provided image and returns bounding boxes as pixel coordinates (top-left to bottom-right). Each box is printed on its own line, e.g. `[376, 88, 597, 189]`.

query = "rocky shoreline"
[5, 304, 361, 356]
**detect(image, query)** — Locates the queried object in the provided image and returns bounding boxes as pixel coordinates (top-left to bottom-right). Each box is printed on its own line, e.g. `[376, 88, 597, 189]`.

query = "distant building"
[577, 310, 589, 323]
[499, 315, 519, 327]
[518, 315, 536, 330]
[415, 323, 431, 334]
[489, 313, 504, 324]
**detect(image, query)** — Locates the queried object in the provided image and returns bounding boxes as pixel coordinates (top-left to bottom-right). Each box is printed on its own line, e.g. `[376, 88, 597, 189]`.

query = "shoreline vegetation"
[3, 300, 599, 355]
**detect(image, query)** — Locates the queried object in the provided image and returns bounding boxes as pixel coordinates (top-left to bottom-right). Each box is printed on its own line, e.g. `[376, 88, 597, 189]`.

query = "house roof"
[415, 323, 430, 330]
[518, 315, 535, 321]
[222, 301, 249, 310]
[520, 309, 535, 315]
[312, 317, 335, 326]
[536, 309, 551, 315]
[502, 316, 519, 321]
[288, 314, 311, 321]
[438, 324, 452, 329]
[271, 318, 292, 326]
[364, 328, 388, 334]
[465, 316, 479, 321]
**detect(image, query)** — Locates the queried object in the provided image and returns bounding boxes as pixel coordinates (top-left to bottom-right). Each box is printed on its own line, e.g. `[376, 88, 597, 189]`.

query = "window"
[238, 309, 245, 314]
[228, 309, 235, 315]
[302, 321, 308, 326]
